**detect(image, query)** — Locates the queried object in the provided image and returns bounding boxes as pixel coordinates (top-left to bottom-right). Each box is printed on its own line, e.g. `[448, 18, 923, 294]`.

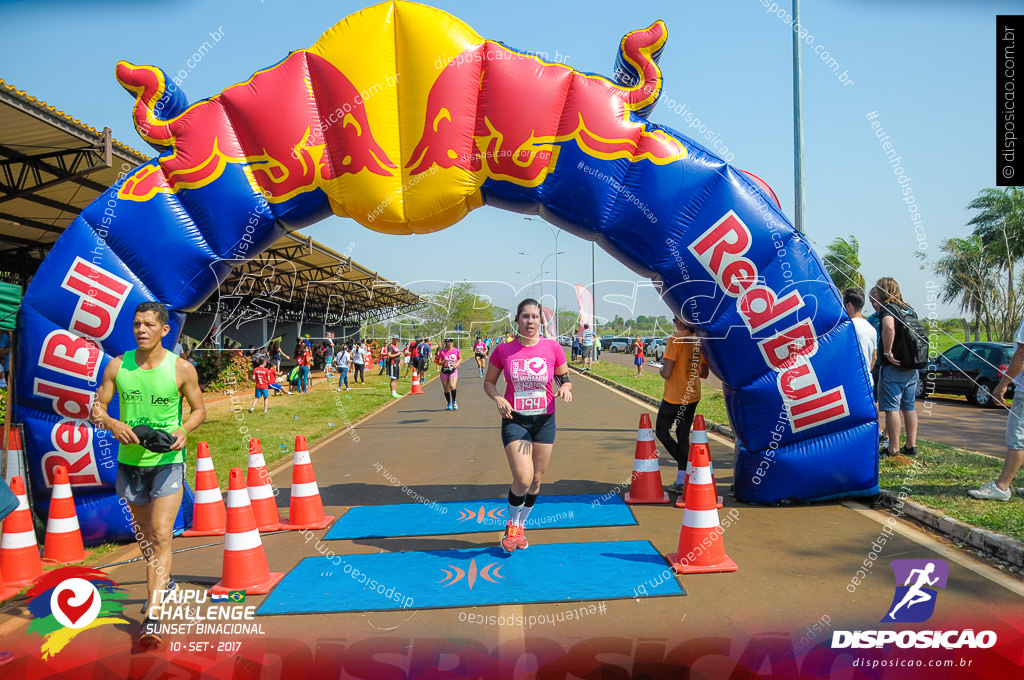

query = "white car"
[648, 338, 668, 360]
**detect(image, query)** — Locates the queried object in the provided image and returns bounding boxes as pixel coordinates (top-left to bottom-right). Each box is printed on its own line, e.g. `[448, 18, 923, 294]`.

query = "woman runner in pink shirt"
[484, 299, 573, 553]
[472, 335, 489, 378]
[437, 338, 462, 410]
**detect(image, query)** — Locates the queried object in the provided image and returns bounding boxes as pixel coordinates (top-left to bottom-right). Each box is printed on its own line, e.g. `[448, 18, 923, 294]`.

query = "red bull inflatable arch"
[17, 1, 877, 543]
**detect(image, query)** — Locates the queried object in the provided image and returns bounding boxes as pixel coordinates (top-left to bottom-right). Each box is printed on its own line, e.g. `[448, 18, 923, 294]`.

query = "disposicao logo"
[883, 559, 948, 623]
[831, 559, 997, 650]
[26, 566, 128, 659]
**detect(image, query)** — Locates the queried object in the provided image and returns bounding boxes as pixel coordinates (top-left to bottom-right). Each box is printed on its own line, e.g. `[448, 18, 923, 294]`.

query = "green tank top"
[116, 349, 183, 466]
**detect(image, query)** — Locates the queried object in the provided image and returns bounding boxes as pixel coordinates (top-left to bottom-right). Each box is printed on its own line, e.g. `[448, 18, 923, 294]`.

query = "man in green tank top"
[92, 302, 206, 649]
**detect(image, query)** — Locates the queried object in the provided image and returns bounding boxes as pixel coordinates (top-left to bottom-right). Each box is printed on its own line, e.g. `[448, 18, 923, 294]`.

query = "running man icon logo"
[882, 559, 949, 623]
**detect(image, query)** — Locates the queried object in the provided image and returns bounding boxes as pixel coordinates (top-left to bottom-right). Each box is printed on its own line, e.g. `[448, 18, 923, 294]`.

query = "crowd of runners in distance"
[221, 333, 528, 409]
[226, 326, 668, 413]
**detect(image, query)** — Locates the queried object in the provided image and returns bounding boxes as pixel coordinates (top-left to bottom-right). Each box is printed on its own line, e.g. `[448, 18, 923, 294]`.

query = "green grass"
[183, 369, 395, 487]
[879, 440, 1024, 543]
[72, 373, 396, 564]
[574, 355, 730, 430]
[928, 324, 966, 356]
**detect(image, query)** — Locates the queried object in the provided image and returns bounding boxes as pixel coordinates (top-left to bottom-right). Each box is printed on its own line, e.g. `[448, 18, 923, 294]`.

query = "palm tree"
[822, 235, 864, 292]
[967, 187, 1024, 340]
[932, 236, 998, 340]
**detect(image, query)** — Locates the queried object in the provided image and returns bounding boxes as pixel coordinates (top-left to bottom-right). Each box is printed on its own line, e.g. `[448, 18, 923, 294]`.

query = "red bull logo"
[689, 211, 851, 434]
[406, 21, 686, 187]
[116, 51, 396, 203]
[34, 258, 132, 488]
[111, 12, 684, 229]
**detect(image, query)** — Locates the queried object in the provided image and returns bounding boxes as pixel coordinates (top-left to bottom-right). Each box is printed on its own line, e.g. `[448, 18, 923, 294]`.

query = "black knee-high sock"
[450, 388, 457, 402]
[520, 492, 538, 525]
[507, 489, 526, 525]
[444, 391, 452, 404]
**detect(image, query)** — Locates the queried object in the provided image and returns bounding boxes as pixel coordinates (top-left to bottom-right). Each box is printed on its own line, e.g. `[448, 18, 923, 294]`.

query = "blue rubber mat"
[324, 494, 636, 540]
[257, 540, 682, 614]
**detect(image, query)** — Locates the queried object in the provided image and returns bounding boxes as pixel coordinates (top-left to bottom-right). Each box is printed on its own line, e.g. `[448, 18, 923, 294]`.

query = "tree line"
[823, 186, 1024, 343]
[363, 281, 674, 342]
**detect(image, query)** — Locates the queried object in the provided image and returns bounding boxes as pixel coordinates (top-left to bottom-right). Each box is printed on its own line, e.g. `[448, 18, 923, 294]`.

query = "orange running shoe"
[500, 521, 518, 553]
[515, 524, 529, 550]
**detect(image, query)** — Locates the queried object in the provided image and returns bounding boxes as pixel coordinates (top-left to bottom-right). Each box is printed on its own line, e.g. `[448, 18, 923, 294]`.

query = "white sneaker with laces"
[968, 481, 1011, 502]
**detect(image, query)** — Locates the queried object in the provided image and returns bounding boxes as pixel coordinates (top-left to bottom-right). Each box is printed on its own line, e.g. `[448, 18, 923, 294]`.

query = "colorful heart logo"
[50, 578, 101, 629]
[56, 587, 95, 625]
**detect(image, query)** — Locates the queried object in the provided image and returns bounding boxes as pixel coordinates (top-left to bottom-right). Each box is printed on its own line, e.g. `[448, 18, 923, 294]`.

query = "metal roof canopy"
[0, 80, 149, 284]
[200, 231, 423, 327]
[0, 79, 422, 323]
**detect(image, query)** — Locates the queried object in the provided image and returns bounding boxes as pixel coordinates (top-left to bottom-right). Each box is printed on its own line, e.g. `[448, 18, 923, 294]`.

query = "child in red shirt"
[250, 357, 274, 412]
[633, 336, 645, 377]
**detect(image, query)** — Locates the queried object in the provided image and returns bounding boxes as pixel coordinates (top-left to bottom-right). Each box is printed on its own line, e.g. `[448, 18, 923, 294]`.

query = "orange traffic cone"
[667, 434, 737, 574]
[280, 436, 335, 531]
[411, 369, 423, 395]
[246, 438, 281, 532]
[624, 413, 670, 504]
[183, 442, 226, 537]
[5, 427, 23, 472]
[42, 466, 88, 564]
[1, 476, 43, 587]
[0, 564, 17, 603]
[674, 457, 692, 509]
[210, 467, 284, 596]
[675, 416, 723, 509]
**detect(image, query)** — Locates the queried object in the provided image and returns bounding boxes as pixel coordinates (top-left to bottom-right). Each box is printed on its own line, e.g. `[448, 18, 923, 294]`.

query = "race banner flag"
[542, 305, 557, 338]
[574, 284, 593, 335]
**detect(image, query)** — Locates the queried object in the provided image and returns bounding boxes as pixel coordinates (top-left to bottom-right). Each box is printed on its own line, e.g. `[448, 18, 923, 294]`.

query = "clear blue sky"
[1, 0, 1014, 323]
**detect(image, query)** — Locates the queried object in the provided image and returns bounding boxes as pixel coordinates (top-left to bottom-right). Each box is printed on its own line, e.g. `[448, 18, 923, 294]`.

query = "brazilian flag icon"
[228, 590, 246, 603]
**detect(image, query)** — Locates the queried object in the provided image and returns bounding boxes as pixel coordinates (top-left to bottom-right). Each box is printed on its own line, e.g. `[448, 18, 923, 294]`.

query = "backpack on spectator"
[892, 306, 929, 369]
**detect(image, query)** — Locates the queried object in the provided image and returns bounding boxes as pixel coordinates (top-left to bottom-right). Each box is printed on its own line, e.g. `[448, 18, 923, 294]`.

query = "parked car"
[556, 335, 572, 347]
[642, 337, 664, 354]
[915, 342, 1014, 407]
[647, 338, 668, 361]
[600, 336, 631, 352]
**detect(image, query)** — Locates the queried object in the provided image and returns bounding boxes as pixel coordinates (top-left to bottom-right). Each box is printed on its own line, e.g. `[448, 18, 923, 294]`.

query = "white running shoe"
[968, 481, 1011, 502]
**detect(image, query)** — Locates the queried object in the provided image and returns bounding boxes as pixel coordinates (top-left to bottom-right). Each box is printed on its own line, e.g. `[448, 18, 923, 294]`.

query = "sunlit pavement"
[4, 368, 1022, 674]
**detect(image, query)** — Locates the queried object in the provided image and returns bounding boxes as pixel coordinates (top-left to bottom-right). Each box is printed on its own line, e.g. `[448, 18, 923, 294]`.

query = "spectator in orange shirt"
[657, 318, 709, 493]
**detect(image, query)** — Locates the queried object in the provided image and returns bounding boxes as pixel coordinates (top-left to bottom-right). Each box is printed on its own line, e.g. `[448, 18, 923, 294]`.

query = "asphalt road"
[596, 348, 1011, 458]
[5, 366, 1021, 676]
